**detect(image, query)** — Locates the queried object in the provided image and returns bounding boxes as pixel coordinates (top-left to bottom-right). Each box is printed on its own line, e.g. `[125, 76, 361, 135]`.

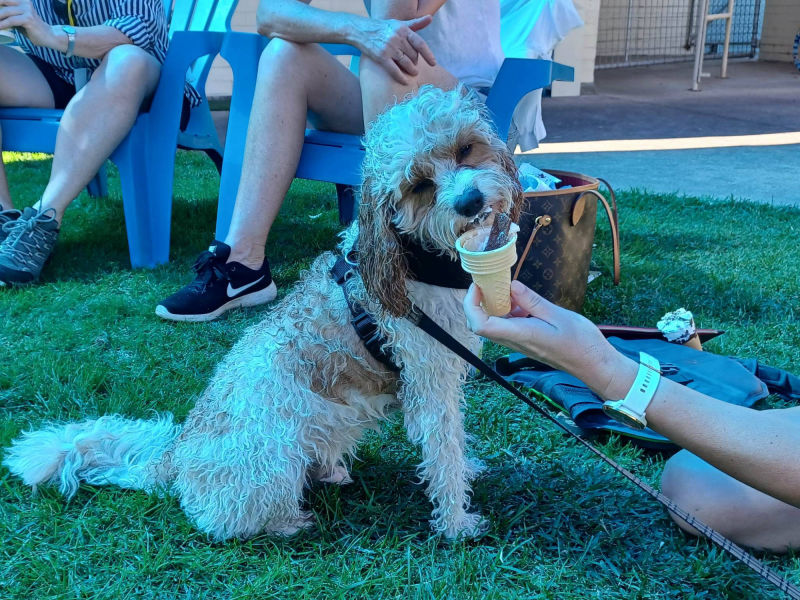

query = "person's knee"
[258, 39, 316, 78]
[661, 451, 719, 535]
[102, 44, 161, 92]
[661, 451, 800, 552]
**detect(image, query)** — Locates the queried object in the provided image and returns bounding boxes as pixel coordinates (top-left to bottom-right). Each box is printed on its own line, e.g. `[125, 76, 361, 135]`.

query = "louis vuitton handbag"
[512, 170, 621, 312]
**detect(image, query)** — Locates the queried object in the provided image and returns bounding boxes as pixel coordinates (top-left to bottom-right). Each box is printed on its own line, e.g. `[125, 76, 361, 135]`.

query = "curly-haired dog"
[4, 86, 523, 540]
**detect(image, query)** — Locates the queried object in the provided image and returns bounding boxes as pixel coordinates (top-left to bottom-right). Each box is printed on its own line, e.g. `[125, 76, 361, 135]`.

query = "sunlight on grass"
[2, 151, 51, 163]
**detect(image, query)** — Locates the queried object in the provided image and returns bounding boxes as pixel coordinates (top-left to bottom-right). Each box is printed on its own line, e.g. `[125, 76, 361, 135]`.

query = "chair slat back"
[166, 0, 239, 88]
[168, 0, 238, 37]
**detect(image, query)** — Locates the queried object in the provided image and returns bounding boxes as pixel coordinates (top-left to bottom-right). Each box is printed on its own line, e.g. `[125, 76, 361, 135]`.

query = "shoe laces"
[188, 250, 228, 291]
[0, 207, 21, 223]
[0, 208, 57, 257]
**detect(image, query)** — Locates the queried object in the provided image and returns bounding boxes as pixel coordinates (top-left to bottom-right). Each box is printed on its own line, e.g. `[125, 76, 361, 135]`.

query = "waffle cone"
[456, 225, 518, 317]
[471, 270, 513, 316]
[684, 334, 702, 351]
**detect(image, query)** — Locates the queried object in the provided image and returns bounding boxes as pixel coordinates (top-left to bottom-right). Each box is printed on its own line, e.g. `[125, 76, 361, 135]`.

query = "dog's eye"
[412, 179, 435, 194]
[457, 144, 473, 161]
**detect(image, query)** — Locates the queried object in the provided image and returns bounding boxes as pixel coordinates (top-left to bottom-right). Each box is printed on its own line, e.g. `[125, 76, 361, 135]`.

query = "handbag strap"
[578, 185, 621, 285]
[407, 307, 800, 599]
[512, 214, 551, 281]
[513, 179, 621, 286]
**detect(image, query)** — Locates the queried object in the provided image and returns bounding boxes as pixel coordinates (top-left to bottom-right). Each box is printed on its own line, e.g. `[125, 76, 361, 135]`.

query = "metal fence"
[595, 0, 763, 69]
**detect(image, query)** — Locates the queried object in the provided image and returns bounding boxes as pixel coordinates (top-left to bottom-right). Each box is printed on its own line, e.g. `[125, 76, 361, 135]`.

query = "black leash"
[408, 308, 800, 599]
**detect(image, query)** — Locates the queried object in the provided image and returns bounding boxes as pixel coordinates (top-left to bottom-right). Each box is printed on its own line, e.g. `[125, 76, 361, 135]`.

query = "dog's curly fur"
[4, 86, 522, 540]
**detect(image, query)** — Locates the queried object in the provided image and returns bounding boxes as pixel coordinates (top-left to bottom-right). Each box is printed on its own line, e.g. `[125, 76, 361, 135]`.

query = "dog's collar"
[397, 233, 472, 290]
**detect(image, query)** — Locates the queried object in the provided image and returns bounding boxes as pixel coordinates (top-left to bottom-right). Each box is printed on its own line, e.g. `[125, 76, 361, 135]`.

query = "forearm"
[604, 358, 800, 506]
[256, 0, 374, 48]
[42, 25, 132, 60]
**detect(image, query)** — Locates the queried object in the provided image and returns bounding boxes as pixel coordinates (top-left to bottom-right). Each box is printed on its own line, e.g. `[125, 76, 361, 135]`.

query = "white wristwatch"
[602, 352, 662, 430]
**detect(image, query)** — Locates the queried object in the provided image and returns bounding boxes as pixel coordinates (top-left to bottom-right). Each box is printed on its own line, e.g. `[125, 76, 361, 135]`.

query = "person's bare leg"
[661, 450, 800, 552]
[35, 44, 160, 223]
[224, 40, 364, 269]
[358, 1, 458, 125]
[0, 45, 57, 209]
[359, 55, 458, 127]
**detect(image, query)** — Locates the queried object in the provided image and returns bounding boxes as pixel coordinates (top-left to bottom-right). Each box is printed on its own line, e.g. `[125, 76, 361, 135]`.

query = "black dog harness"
[330, 237, 471, 372]
[330, 255, 399, 371]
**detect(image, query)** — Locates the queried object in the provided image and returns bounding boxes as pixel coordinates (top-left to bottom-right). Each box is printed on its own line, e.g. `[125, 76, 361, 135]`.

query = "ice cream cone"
[456, 226, 518, 316]
[657, 308, 702, 351]
[684, 333, 702, 351]
[0, 30, 15, 45]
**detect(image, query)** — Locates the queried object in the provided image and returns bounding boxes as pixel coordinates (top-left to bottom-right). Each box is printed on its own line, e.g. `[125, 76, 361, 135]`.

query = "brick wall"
[760, 0, 799, 62]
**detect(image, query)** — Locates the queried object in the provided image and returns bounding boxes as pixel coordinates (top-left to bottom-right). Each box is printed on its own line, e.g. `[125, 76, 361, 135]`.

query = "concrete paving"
[523, 60, 800, 206]
[211, 59, 799, 206]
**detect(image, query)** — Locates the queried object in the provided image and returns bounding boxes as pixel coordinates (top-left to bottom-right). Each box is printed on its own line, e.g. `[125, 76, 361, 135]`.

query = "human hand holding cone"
[456, 221, 519, 316]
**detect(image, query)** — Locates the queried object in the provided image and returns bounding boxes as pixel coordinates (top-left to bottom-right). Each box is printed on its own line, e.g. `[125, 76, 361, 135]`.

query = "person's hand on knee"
[355, 15, 436, 84]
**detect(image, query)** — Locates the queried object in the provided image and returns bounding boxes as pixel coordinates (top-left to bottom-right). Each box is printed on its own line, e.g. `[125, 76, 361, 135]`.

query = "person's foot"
[0, 205, 22, 245]
[0, 207, 59, 285]
[156, 241, 277, 322]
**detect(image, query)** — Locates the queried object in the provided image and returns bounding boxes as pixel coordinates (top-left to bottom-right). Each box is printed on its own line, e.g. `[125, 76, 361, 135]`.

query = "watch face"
[602, 404, 647, 430]
[63, 26, 76, 34]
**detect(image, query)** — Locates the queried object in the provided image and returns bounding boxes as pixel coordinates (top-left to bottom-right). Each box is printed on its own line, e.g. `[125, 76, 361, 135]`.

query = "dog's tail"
[3, 414, 180, 498]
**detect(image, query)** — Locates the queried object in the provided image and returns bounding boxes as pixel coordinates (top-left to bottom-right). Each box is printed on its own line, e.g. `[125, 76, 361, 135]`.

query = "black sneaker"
[0, 207, 59, 285]
[0, 205, 22, 245]
[155, 241, 277, 322]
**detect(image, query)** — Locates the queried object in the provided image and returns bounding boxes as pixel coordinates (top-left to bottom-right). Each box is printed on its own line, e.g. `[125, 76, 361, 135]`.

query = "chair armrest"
[485, 59, 574, 142]
[0, 108, 65, 121]
[319, 43, 360, 56]
[148, 30, 226, 121]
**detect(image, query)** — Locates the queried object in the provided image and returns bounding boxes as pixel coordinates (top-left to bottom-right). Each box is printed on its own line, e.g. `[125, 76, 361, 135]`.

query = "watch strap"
[62, 26, 75, 58]
[605, 352, 662, 427]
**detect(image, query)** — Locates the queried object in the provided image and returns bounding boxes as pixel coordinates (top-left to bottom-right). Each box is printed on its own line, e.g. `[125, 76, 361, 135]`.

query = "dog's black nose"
[454, 187, 484, 217]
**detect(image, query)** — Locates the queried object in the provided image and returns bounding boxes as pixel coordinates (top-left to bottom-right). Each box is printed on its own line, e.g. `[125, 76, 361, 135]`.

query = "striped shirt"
[14, 0, 201, 106]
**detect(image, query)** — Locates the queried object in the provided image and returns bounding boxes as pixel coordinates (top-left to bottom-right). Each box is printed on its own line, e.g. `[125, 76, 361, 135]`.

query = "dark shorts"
[28, 54, 76, 109]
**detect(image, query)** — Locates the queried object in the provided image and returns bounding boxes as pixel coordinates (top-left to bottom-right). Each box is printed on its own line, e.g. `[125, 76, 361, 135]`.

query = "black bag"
[513, 171, 621, 312]
[495, 337, 771, 450]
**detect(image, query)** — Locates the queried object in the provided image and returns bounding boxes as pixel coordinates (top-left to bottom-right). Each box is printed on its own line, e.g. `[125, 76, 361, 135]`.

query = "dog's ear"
[499, 147, 525, 224]
[358, 179, 411, 317]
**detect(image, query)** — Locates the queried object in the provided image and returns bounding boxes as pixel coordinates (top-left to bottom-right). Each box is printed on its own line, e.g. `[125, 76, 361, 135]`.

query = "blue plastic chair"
[214, 32, 574, 239]
[0, 0, 237, 268]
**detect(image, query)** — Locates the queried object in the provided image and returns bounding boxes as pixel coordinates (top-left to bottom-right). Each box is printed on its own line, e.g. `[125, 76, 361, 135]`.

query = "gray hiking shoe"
[0, 207, 60, 284]
[0, 205, 22, 245]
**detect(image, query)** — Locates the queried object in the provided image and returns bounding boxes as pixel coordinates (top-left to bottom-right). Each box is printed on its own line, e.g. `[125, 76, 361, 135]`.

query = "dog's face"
[358, 86, 523, 316]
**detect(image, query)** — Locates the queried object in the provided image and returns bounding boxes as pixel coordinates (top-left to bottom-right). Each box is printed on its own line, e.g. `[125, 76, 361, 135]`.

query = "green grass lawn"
[2, 151, 799, 599]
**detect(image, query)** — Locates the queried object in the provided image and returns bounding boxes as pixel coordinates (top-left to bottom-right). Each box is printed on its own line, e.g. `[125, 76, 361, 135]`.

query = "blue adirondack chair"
[214, 32, 573, 239]
[0, 0, 237, 268]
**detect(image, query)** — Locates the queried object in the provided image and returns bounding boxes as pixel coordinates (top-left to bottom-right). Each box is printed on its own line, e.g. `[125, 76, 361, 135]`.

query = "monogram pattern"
[513, 178, 601, 312]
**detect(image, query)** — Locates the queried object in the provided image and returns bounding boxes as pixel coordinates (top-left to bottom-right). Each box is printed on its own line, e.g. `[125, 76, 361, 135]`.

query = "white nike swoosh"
[227, 276, 265, 298]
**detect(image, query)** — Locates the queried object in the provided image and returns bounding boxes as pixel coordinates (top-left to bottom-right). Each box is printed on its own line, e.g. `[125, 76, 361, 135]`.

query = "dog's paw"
[269, 511, 316, 537]
[312, 464, 353, 486]
[436, 512, 489, 540]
